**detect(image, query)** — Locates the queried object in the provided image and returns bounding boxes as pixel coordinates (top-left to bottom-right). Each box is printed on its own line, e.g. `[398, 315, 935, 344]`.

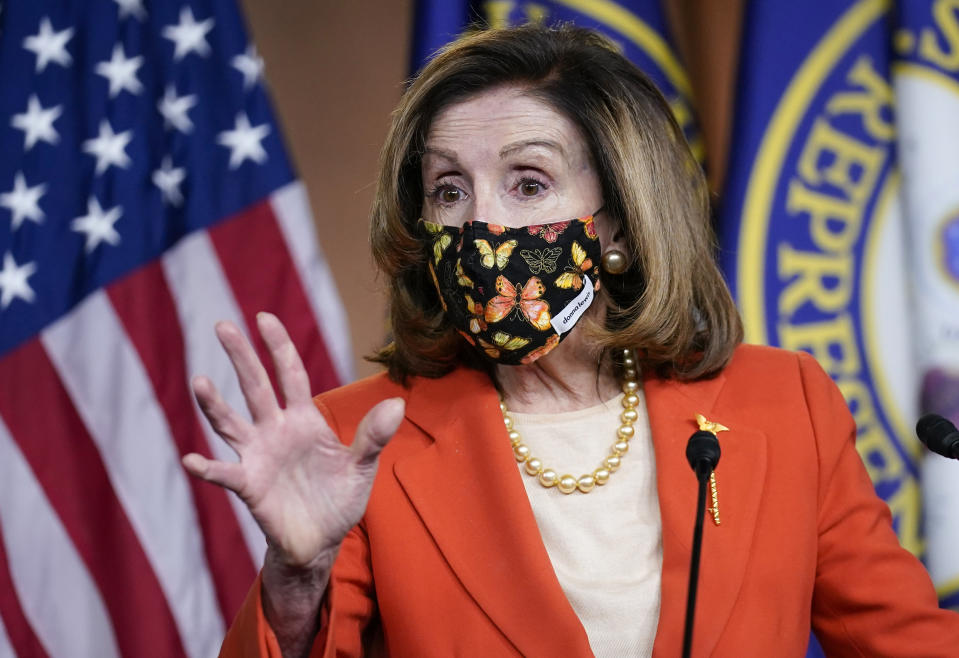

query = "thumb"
[351, 397, 405, 466]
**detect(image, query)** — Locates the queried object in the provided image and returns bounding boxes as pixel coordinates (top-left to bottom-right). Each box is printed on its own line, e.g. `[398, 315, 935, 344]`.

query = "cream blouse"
[511, 391, 662, 657]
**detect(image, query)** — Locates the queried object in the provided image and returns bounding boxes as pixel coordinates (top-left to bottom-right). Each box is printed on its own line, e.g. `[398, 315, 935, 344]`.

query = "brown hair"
[369, 24, 742, 382]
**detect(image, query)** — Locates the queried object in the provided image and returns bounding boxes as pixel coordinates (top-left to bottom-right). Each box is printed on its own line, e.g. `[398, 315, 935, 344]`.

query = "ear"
[607, 226, 628, 254]
[600, 222, 646, 314]
[594, 208, 628, 254]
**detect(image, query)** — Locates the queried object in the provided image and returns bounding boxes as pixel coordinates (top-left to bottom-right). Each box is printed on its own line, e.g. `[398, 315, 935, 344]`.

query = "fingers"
[256, 312, 312, 407]
[182, 453, 246, 494]
[352, 398, 405, 466]
[192, 374, 253, 449]
[215, 320, 278, 422]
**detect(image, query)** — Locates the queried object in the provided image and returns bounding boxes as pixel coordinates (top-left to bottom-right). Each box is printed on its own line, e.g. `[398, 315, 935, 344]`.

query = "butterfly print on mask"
[484, 275, 552, 331]
[475, 239, 517, 270]
[519, 247, 562, 275]
[520, 334, 560, 364]
[455, 259, 474, 288]
[464, 294, 487, 334]
[581, 215, 598, 240]
[527, 221, 571, 243]
[424, 221, 453, 264]
[417, 212, 601, 364]
[478, 331, 531, 359]
[555, 241, 600, 291]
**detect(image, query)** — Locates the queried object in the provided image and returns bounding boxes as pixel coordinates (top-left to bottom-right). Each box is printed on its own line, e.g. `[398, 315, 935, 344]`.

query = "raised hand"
[182, 312, 404, 571]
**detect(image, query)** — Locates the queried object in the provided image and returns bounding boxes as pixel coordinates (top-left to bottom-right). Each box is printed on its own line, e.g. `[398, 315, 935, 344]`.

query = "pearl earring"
[601, 249, 628, 275]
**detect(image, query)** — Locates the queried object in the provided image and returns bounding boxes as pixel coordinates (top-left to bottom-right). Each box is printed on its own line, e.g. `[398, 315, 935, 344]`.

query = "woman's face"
[421, 86, 606, 237]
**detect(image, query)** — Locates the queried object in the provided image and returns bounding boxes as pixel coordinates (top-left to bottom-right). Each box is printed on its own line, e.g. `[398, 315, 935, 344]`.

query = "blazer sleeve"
[799, 352, 959, 655]
[218, 524, 376, 658]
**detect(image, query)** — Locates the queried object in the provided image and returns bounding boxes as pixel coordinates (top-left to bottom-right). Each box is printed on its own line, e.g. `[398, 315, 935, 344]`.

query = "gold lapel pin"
[707, 472, 721, 526]
[695, 413, 729, 435]
[695, 413, 727, 526]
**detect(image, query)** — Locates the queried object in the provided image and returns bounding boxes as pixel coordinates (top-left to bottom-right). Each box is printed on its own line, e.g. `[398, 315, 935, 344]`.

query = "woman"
[183, 25, 959, 657]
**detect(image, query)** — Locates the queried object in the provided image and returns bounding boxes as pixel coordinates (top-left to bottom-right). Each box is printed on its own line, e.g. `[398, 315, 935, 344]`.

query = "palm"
[184, 313, 402, 569]
[236, 406, 376, 565]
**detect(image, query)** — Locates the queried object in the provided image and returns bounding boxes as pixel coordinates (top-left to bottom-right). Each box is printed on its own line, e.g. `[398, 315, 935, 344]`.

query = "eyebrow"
[422, 146, 458, 161]
[421, 139, 567, 164]
[498, 139, 566, 159]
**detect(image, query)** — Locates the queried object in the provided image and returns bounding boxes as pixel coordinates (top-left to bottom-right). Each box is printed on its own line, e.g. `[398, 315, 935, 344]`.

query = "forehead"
[425, 86, 587, 158]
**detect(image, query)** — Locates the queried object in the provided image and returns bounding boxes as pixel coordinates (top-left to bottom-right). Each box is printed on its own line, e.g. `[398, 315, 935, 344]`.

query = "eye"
[427, 182, 468, 206]
[440, 187, 462, 203]
[517, 176, 547, 197]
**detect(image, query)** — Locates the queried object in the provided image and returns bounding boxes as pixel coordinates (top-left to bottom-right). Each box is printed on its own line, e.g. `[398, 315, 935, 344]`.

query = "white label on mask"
[551, 276, 593, 335]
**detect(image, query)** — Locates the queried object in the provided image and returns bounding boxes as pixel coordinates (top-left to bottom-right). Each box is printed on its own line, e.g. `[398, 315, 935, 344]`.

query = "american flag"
[0, 0, 352, 655]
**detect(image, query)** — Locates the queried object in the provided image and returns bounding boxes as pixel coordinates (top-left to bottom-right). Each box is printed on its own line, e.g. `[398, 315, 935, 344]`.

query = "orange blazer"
[221, 345, 959, 657]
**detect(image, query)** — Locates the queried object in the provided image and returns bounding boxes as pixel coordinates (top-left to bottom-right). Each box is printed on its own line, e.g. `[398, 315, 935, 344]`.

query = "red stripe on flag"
[0, 340, 187, 658]
[107, 260, 258, 623]
[209, 201, 341, 395]
[0, 519, 48, 658]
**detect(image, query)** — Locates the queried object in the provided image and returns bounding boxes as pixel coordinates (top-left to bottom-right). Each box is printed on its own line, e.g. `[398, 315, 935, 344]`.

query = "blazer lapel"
[393, 368, 593, 657]
[647, 373, 768, 657]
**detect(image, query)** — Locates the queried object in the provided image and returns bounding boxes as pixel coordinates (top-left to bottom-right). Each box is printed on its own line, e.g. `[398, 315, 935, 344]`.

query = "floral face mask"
[418, 211, 602, 365]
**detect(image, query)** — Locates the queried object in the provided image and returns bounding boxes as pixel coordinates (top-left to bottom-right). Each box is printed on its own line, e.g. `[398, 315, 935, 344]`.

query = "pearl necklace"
[500, 348, 641, 494]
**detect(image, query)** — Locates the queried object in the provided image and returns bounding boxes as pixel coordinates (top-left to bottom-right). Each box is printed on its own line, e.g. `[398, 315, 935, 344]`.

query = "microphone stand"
[683, 430, 721, 658]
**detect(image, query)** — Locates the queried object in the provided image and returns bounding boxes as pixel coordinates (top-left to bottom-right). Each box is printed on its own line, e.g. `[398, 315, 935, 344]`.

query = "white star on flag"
[113, 0, 146, 21]
[0, 251, 37, 310]
[82, 120, 133, 175]
[71, 197, 122, 253]
[153, 156, 186, 206]
[162, 7, 215, 60]
[232, 45, 264, 90]
[157, 85, 197, 133]
[0, 172, 46, 231]
[217, 113, 271, 169]
[95, 44, 144, 98]
[22, 16, 74, 72]
[10, 94, 61, 151]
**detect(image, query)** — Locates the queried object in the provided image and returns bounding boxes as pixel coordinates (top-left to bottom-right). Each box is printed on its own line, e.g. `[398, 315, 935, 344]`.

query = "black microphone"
[916, 413, 959, 460]
[682, 430, 721, 658]
[686, 430, 721, 481]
